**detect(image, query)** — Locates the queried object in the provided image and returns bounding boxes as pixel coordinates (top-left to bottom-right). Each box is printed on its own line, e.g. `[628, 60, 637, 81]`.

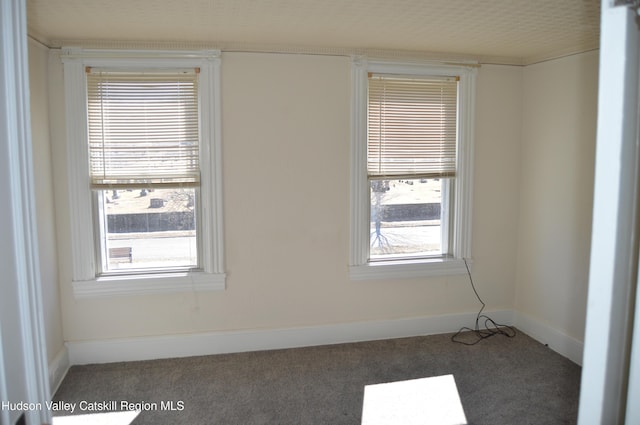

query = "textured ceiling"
[26, 0, 601, 65]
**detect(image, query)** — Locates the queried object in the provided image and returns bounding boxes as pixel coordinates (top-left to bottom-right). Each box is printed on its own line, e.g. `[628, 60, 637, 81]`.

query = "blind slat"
[368, 74, 458, 178]
[87, 70, 200, 188]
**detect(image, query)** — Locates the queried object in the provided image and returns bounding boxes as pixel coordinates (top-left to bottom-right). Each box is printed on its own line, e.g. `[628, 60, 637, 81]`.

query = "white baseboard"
[514, 311, 584, 365]
[67, 310, 514, 365]
[49, 346, 70, 395]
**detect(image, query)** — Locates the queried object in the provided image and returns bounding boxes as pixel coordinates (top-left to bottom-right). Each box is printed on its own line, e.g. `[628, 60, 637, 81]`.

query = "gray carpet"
[52, 330, 581, 424]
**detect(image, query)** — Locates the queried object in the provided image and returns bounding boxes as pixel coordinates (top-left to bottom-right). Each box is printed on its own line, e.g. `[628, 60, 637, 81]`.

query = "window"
[350, 58, 476, 280]
[62, 49, 225, 297]
[87, 69, 201, 273]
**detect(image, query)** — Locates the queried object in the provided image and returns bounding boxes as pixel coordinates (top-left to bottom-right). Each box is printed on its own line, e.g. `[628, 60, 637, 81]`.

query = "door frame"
[578, 2, 640, 424]
[0, 0, 52, 423]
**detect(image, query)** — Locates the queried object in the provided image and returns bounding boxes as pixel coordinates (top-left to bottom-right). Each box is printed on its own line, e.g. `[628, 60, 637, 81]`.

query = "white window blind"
[86, 69, 200, 189]
[367, 74, 458, 179]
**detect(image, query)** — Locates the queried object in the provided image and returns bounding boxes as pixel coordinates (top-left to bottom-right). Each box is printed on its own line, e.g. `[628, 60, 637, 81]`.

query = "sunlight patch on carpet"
[52, 410, 140, 425]
[362, 374, 467, 425]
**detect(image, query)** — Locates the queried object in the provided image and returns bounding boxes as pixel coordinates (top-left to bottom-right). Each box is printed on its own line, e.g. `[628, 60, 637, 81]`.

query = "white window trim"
[61, 48, 225, 297]
[349, 57, 477, 280]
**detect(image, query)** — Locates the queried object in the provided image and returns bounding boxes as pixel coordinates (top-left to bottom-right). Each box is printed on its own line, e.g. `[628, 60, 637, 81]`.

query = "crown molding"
[31, 34, 598, 67]
[40, 37, 530, 65]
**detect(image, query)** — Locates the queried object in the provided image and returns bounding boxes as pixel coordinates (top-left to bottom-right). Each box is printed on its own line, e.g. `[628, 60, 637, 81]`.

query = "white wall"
[45, 52, 523, 347]
[37, 49, 601, 366]
[28, 38, 64, 366]
[515, 51, 599, 354]
[473, 64, 523, 313]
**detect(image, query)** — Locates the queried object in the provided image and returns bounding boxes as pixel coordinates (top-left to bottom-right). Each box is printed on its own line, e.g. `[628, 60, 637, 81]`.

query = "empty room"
[2, 0, 639, 424]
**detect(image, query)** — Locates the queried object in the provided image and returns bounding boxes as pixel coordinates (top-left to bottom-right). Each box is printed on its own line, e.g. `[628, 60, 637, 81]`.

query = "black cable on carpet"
[451, 258, 516, 345]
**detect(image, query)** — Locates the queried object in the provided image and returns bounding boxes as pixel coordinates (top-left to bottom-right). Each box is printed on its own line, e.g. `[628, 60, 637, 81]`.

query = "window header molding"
[352, 56, 479, 77]
[61, 47, 221, 63]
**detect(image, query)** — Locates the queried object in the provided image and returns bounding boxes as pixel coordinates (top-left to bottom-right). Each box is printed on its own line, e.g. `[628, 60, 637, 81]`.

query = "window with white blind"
[86, 70, 201, 189]
[87, 69, 202, 273]
[62, 49, 225, 297]
[350, 58, 476, 280]
[367, 74, 458, 180]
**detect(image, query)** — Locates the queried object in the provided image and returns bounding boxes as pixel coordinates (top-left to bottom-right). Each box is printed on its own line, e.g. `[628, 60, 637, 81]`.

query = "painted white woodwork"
[61, 48, 226, 298]
[349, 57, 476, 280]
[578, 2, 640, 424]
[0, 0, 52, 423]
[66, 310, 514, 365]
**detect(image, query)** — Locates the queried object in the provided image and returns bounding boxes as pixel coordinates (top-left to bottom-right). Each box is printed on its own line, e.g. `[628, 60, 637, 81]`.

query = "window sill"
[349, 257, 470, 281]
[72, 271, 226, 299]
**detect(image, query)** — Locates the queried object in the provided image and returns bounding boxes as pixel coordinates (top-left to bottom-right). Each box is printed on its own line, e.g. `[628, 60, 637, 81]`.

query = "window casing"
[61, 49, 225, 297]
[350, 58, 477, 280]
